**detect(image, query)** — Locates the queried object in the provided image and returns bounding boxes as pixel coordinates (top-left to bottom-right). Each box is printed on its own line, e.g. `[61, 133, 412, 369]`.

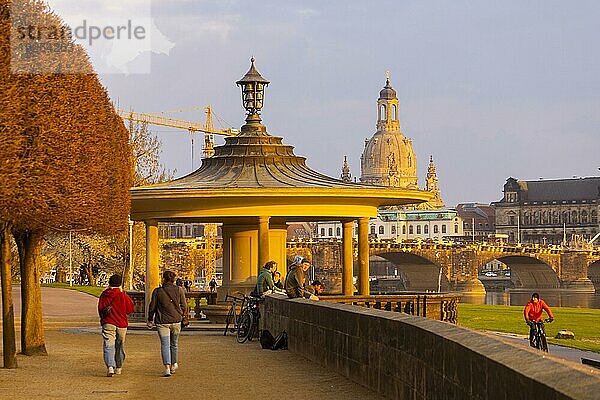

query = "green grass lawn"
[42, 283, 105, 298]
[458, 304, 600, 353]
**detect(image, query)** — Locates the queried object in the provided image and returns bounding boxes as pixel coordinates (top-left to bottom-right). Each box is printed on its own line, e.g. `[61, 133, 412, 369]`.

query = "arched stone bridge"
[286, 240, 600, 293]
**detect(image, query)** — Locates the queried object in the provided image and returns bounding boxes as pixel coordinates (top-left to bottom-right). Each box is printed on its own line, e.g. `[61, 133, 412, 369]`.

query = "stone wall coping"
[275, 296, 600, 398]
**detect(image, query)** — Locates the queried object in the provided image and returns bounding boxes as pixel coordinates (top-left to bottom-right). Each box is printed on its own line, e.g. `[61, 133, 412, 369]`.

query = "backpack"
[99, 293, 116, 319]
[260, 330, 275, 349]
[272, 331, 288, 350]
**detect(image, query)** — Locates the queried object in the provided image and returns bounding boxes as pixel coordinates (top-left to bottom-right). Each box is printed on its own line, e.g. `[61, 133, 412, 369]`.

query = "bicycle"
[529, 318, 552, 352]
[236, 294, 263, 344]
[223, 293, 245, 336]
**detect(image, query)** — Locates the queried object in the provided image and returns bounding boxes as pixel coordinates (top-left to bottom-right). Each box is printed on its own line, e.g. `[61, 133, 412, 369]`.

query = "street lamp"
[236, 57, 270, 127]
[128, 217, 134, 290]
[69, 230, 72, 286]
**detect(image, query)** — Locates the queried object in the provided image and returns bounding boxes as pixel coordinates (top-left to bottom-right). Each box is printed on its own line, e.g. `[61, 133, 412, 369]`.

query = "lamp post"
[69, 230, 72, 286]
[236, 57, 270, 130]
[128, 217, 134, 290]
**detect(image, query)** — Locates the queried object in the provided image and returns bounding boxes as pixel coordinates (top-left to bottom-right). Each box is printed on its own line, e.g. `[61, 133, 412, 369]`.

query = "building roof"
[521, 177, 600, 202]
[130, 60, 432, 222]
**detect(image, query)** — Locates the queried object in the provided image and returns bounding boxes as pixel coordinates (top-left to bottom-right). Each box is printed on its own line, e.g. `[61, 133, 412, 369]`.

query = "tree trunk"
[0, 223, 18, 368]
[13, 229, 47, 356]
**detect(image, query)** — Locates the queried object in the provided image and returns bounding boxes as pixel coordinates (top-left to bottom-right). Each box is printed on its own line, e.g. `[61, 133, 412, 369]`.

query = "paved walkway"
[0, 287, 383, 400]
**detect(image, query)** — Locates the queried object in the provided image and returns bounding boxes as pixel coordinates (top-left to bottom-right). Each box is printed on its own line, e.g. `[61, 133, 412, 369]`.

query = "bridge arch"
[588, 260, 600, 290]
[372, 251, 450, 292]
[477, 255, 560, 289]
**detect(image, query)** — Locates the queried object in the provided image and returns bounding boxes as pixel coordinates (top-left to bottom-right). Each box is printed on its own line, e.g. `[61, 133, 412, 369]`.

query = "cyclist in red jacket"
[523, 292, 554, 348]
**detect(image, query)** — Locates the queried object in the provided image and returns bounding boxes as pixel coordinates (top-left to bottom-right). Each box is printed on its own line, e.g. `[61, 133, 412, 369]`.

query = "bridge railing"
[320, 293, 460, 324]
[127, 291, 217, 322]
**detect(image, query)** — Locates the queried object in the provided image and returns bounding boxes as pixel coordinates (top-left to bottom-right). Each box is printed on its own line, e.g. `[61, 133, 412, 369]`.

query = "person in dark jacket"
[147, 270, 188, 377]
[98, 274, 135, 377]
[284, 256, 312, 298]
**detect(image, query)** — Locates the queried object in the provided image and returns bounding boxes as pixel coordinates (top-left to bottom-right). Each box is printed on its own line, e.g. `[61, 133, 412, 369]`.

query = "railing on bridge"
[127, 291, 217, 322]
[321, 293, 460, 324]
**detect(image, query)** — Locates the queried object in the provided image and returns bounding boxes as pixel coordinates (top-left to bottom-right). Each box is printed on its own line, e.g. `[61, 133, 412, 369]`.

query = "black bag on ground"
[272, 331, 288, 350]
[260, 330, 275, 349]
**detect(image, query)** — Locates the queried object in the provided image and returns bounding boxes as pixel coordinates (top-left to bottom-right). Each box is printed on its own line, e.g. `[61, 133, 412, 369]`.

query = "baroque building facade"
[358, 74, 444, 209]
[493, 176, 600, 244]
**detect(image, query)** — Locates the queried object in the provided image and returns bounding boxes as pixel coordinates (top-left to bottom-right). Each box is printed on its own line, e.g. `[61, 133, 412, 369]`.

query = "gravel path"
[0, 287, 383, 400]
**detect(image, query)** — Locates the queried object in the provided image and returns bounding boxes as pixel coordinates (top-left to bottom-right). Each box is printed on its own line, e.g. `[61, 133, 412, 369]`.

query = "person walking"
[98, 274, 135, 377]
[209, 277, 217, 292]
[147, 270, 188, 377]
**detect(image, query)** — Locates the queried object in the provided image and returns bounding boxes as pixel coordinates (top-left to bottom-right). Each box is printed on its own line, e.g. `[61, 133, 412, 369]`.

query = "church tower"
[423, 155, 444, 209]
[360, 73, 418, 188]
[340, 155, 352, 182]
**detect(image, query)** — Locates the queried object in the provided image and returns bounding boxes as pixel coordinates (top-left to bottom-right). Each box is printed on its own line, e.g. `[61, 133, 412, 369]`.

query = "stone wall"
[262, 296, 600, 399]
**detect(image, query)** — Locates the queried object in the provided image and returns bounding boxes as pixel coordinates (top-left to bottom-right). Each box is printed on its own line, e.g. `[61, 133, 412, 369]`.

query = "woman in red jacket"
[523, 292, 554, 348]
[98, 274, 134, 377]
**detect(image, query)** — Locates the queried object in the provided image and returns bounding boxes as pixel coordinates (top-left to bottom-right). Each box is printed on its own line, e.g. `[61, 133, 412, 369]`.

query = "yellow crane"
[117, 106, 238, 165]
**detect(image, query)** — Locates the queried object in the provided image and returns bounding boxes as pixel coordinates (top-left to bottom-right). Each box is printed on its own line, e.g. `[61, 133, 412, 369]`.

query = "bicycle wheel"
[247, 311, 259, 341]
[236, 309, 254, 343]
[539, 328, 549, 352]
[224, 305, 235, 336]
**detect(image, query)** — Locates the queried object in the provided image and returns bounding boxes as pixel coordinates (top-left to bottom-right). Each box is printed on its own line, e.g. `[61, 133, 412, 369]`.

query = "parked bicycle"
[530, 318, 552, 352]
[236, 294, 263, 344]
[223, 293, 245, 336]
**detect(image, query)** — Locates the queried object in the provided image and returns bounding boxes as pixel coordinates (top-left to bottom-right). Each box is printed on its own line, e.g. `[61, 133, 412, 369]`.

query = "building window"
[328, 228, 333, 236]
[392, 104, 397, 120]
[509, 216, 515, 225]
[454, 224, 459, 233]
[336, 227, 341, 236]
[380, 104, 387, 120]
[409, 225, 413, 234]
[416, 225, 421, 234]
[402, 225, 406, 235]
[320, 228, 325, 237]
[379, 226, 385, 235]
[441, 225, 447, 234]
[434, 225, 439, 233]
[391, 225, 396, 235]
[424, 225, 429, 234]
[370, 225, 376, 235]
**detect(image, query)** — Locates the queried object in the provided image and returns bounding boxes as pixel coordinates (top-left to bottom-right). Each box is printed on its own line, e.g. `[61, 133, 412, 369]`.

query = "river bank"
[458, 303, 600, 353]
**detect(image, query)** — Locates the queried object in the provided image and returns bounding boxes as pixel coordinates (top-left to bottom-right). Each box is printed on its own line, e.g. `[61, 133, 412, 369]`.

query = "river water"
[460, 290, 600, 309]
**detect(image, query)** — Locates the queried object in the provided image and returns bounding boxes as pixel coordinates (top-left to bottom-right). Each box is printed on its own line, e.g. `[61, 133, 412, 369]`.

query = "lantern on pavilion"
[236, 57, 270, 118]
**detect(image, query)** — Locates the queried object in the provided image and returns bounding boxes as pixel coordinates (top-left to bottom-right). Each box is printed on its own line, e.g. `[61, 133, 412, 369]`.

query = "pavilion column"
[342, 220, 354, 296]
[258, 216, 270, 273]
[358, 217, 370, 295]
[145, 220, 160, 316]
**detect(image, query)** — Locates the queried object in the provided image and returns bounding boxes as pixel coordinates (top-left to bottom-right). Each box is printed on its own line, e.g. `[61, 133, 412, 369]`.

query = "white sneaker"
[163, 367, 171, 377]
[107, 367, 115, 377]
[115, 368, 122, 375]
[171, 363, 178, 373]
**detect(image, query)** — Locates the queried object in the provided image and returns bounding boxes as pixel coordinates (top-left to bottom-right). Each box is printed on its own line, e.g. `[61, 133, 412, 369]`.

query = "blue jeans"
[102, 324, 127, 368]
[157, 323, 181, 365]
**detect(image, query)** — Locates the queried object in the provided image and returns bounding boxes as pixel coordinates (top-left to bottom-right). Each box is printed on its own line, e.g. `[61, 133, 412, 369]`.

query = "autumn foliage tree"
[0, 0, 132, 359]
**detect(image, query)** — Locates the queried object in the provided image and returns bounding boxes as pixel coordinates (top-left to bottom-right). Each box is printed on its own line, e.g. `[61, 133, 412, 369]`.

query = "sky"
[55, 0, 600, 207]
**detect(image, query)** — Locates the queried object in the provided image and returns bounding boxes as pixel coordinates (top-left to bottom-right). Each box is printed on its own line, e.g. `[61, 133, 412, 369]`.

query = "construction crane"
[117, 106, 238, 168]
[118, 106, 228, 283]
